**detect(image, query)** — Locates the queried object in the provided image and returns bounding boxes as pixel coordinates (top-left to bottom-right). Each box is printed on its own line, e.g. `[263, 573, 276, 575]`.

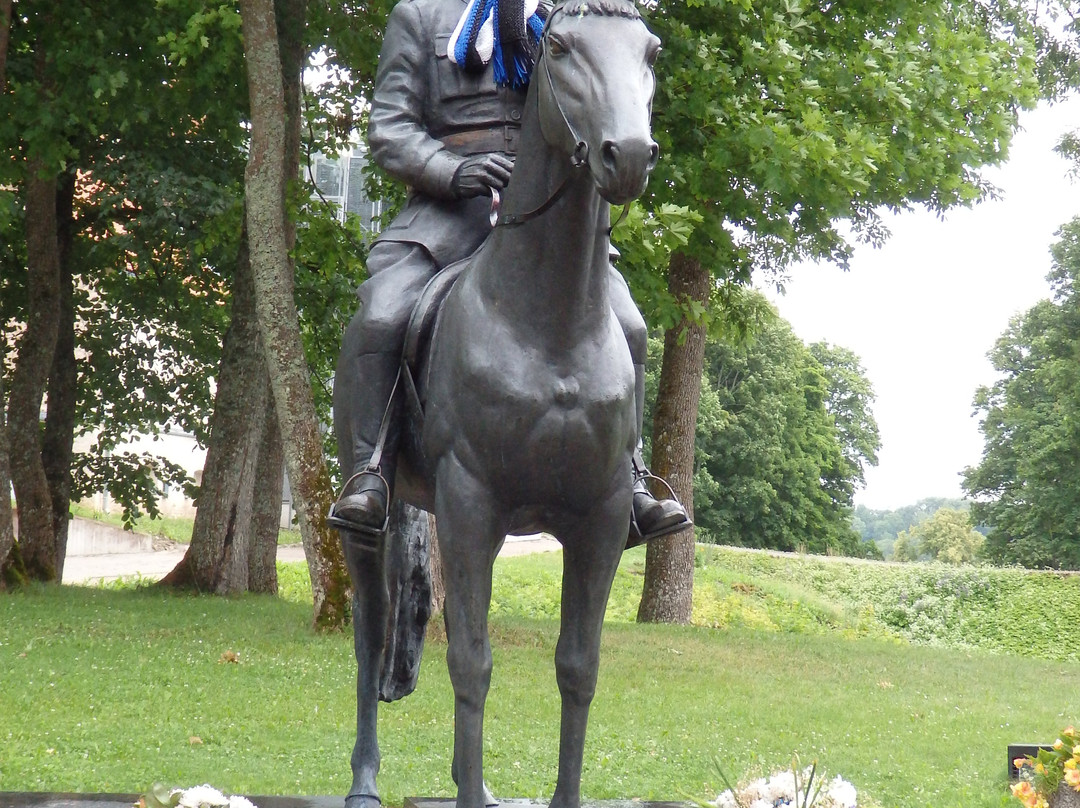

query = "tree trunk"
[243, 0, 303, 597]
[0, 0, 11, 90]
[248, 382, 283, 594]
[9, 167, 62, 581]
[275, 0, 305, 189]
[428, 513, 444, 615]
[161, 236, 267, 593]
[637, 252, 709, 624]
[0, 372, 21, 589]
[240, 0, 349, 629]
[41, 172, 77, 582]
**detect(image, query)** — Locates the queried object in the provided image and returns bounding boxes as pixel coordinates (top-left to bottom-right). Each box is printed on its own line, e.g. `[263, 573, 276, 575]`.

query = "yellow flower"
[1066, 758, 1078, 771]
[1056, 739, 1066, 750]
[1015, 758, 1030, 769]
[1065, 767, 1080, 791]
[1013, 780, 1036, 804]
[1073, 745, 1080, 757]
[1036, 763, 1047, 775]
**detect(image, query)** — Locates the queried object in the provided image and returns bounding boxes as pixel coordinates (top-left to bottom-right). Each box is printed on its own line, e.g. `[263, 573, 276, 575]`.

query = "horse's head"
[536, 0, 660, 205]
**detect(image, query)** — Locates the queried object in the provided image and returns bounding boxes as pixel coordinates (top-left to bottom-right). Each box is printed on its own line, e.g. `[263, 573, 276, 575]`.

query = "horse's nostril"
[648, 142, 659, 169]
[601, 140, 619, 171]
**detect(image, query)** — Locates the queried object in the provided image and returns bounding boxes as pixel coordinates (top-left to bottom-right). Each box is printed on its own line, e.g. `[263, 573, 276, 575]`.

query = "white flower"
[765, 769, 798, 801]
[713, 791, 738, 808]
[177, 785, 229, 808]
[824, 775, 858, 808]
[712, 767, 858, 808]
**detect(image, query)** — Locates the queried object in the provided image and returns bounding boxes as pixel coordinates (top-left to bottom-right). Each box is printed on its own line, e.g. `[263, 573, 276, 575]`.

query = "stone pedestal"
[405, 800, 689, 808]
[2, 795, 689, 808]
[0, 795, 341, 808]
[1052, 785, 1080, 808]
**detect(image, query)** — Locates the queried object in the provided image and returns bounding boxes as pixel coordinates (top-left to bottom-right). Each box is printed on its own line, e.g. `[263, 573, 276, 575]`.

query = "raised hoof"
[344, 794, 381, 808]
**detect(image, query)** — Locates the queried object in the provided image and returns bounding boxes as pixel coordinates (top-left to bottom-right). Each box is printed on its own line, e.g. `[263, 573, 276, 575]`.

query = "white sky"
[764, 95, 1080, 510]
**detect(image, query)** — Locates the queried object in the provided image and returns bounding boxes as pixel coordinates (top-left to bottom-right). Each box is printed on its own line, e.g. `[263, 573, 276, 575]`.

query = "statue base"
[0, 795, 340, 808]
[0, 793, 689, 808]
[405, 799, 690, 808]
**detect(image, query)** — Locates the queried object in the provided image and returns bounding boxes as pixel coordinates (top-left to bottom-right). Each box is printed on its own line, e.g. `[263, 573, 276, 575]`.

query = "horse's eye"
[547, 36, 569, 57]
[646, 41, 661, 67]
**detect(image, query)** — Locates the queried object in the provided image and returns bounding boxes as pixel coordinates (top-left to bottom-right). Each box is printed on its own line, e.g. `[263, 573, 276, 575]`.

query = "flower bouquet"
[1013, 726, 1080, 808]
[711, 757, 860, 808]
[138, 784, 258, 808]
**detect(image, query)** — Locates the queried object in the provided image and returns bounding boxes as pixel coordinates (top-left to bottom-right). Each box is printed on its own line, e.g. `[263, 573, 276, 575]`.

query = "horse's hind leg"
[342, 530, 389, 808]
[435, 457, 504, 808]
[550, 501, 630, 808]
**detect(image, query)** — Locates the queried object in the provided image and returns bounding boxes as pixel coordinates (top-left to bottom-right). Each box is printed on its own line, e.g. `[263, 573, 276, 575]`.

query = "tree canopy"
[644, 300, 881, 557]
[963, 218, 1080, 571]
[892, 507, 985, 564]
[0, 0, 364, 614]
[620, 0, 1044, 323]
[853, 497, 975, 558]
[627, 0, 1057, 622]
[3, 0, 1077, 608]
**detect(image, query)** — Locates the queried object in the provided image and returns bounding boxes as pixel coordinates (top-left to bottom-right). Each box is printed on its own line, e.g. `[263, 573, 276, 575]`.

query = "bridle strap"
[495, 172, 577, 227]
[539, 5, 589, 169]
[495, 2, 588, 229]
[608, 202, 630, 235]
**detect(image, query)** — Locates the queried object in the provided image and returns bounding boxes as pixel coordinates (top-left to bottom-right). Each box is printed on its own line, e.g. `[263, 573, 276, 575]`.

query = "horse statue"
[339, 3, 662, 808]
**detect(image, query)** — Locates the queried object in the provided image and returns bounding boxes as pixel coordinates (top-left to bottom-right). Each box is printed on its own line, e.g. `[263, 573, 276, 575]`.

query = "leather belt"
[440, 126, 520, 156]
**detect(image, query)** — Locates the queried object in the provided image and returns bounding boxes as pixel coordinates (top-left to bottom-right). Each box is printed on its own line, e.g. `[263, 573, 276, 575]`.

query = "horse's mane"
[552, 0, 641, 20]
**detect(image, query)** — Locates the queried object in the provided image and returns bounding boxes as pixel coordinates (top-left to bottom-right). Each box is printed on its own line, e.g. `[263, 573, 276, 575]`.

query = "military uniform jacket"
[369, 0, 532, 266]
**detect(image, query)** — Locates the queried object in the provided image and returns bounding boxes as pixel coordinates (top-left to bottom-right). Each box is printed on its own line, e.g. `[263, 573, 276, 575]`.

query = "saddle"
[401, 259, 469, 417]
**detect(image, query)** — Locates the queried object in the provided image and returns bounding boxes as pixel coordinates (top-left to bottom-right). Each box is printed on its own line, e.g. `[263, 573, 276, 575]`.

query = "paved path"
[62, 535, 561, 585]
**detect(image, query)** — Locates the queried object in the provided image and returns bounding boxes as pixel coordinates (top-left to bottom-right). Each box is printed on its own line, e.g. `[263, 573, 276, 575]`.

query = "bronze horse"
[340, 3, 662, 807]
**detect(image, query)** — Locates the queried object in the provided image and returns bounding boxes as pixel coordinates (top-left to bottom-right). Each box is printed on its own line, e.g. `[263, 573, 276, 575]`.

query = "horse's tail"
[378, 499, 434, 702]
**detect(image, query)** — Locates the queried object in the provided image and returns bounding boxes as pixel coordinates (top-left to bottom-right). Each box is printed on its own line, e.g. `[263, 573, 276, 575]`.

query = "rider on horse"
[331, 0, 689, 545]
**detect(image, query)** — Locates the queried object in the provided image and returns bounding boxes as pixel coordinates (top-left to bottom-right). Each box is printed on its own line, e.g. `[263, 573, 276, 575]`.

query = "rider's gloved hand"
[451, 153, 515, 198]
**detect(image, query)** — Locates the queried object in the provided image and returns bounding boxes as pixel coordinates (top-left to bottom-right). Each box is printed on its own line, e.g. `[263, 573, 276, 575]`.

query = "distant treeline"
[853, 498, 984, 558]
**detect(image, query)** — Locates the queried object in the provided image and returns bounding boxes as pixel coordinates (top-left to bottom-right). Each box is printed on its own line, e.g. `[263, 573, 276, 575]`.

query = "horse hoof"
[345, 794, 382, 808]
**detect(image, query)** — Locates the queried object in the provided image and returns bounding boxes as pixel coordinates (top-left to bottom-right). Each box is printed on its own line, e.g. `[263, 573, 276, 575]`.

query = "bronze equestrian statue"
[331, 1, 683, 807]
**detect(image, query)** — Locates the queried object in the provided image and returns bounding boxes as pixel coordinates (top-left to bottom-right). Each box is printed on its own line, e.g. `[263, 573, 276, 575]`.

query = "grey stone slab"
[404, 800, 689, 808]
[0, 796, 341, 808]
[0, 796, 689, 808]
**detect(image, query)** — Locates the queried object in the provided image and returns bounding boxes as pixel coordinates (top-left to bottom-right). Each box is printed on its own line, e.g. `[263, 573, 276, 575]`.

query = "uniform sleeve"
[368, 0, 464, 200]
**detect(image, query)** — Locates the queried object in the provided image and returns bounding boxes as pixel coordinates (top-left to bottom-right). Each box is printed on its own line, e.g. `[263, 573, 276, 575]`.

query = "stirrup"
[330, 369, 401, 545]
[633, 468, 680, 500]
[628, 471, 692, 547]
[328, 469, 391, 547]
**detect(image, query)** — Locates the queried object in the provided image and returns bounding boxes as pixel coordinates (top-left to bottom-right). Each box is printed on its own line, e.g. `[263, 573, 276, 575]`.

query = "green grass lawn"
[1, 547, 1077, 808]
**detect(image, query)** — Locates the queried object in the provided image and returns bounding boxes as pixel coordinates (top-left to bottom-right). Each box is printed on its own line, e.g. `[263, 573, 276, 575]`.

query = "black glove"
[451, 153, 515, 198]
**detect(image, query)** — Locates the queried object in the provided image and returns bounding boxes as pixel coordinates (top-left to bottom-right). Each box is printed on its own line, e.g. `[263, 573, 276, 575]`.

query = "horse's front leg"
[341, 530, 390, 808]
[550, 486, 631, 808]
[436, 454, 505, 808]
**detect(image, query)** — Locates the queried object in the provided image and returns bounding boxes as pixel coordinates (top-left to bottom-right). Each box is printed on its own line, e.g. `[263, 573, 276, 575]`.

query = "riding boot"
[627, 361, 691, 549]
[330, 349, 403, 536]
